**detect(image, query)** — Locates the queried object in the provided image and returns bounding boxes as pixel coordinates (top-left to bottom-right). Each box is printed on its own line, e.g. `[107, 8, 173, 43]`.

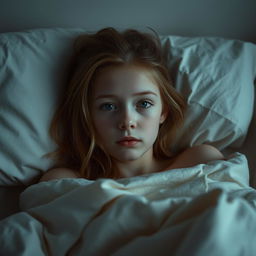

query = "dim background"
[0, 0, 255, 43]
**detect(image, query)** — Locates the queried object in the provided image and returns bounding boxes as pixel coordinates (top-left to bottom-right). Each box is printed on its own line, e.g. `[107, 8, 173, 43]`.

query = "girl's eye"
[137, 100, 153, 109]
[99, 103, 117, 111]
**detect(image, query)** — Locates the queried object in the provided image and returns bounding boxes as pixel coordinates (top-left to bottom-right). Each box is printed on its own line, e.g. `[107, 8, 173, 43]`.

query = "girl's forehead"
[93, 65, 160, 95]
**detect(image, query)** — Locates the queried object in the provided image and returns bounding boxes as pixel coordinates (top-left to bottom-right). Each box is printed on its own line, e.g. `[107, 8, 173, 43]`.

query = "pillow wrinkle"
[189, 100, 243, 134]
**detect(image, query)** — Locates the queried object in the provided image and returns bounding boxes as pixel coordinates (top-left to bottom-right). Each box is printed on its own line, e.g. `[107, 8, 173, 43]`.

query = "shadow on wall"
[0, 0, 256, 43]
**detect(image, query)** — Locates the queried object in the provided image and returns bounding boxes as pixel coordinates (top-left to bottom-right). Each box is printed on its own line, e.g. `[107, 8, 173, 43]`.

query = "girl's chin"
[113, 156, 140, 163]
[109, 146, 154, 163]
[111, 153, 142, 163]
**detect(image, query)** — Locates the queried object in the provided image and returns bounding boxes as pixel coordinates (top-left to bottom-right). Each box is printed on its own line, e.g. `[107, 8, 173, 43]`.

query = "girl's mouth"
[117, 140, 140, 147]
[116, 136, 141, 147]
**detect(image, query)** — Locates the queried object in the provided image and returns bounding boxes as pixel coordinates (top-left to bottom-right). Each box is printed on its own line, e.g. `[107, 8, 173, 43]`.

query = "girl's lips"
[117, 140, 140, 147]
[116, 137, 141, 147]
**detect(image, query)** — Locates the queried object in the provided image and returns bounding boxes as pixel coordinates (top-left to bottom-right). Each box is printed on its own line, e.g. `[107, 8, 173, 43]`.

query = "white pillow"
[0, 28, 255, 185]
[0, 28, 83, 185]
[161, 36, 256, 152]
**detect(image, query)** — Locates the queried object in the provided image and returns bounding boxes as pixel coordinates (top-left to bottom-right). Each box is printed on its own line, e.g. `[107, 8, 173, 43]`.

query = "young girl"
[40, 27, 224, 182]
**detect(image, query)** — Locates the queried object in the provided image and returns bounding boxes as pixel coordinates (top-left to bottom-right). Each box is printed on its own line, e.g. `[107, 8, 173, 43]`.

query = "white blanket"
[1, 152, 256, 256]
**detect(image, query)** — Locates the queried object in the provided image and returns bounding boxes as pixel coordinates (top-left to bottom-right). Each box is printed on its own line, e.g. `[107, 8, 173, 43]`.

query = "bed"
[0, 11, 256, 256]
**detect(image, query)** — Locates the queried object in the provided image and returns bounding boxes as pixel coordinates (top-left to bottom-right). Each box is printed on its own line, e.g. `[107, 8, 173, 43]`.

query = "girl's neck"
[115, 156, 171, 178]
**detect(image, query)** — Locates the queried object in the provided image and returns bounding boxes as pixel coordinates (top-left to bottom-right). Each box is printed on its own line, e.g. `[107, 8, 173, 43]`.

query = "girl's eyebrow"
[95, 91, 158, 99]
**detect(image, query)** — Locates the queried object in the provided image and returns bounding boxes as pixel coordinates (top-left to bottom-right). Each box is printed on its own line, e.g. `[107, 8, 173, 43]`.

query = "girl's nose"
[118, 113, 137, 130]
[118, 120, 136, 130]
[118, 105, 137, 130]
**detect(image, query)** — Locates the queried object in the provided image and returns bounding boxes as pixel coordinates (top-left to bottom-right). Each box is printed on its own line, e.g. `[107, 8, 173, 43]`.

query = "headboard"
[0, 0, 256, 43]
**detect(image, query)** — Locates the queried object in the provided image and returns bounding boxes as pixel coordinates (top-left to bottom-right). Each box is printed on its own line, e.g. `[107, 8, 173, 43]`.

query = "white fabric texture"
[0, 153, 256, 255]
[162, 36, 256, 152]
[0, 28, 256, 185]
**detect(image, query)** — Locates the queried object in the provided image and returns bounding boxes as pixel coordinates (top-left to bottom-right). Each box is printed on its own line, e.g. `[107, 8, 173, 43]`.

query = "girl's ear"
[160, 108, 168, 124]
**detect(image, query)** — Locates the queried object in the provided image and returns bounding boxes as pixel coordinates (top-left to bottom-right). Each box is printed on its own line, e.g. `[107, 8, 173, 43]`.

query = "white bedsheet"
[1, 152, 256, 256]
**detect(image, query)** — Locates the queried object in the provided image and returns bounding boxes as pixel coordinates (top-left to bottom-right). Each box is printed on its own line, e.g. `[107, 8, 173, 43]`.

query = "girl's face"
[91, 65, 167, 165]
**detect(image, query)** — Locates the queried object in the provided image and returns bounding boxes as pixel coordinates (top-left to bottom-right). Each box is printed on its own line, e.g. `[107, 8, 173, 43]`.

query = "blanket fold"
[1, 152, 256, 256]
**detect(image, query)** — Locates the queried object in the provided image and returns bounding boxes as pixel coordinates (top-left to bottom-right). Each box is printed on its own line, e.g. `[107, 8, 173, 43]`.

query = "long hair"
[45, 27, 186, 179]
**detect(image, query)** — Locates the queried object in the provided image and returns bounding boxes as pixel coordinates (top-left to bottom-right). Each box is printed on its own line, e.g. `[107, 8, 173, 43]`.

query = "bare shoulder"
[169, 144, 225, 169]
[39, 167, 81, 182]
[182, 144, 225, 161]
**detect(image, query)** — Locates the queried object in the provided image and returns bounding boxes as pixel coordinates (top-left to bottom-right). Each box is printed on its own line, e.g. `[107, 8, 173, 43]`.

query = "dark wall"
[1, 0, 256, 42]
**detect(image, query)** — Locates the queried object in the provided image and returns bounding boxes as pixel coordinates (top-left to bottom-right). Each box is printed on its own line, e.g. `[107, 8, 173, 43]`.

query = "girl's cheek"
[95, 115, 113, 126]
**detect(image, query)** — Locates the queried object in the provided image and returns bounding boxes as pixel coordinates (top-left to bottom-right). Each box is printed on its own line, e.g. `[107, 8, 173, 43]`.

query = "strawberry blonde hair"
[46, 27, 186, 179]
